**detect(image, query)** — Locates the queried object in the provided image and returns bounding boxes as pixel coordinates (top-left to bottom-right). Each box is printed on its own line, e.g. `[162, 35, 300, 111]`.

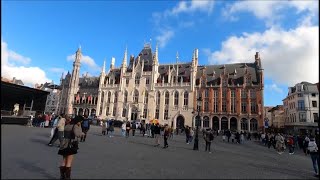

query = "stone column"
[237, 119, 241, 131]
[248, 118, 251, 132]
[228, 117, 230, 130]
[209, 115, 213, 129]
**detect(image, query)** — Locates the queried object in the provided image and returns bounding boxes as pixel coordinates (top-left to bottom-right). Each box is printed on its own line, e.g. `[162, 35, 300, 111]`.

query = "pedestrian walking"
[304, 135, 310, 155]
[57, 117, 85, 179]
[48, 114, 66, 147]
[185, 126, 190, 144]
[189, 127, 194, 143]
[275, 133, 286, 154]
[80, 116, 89, 142]
[163, 124, 169, 148]
[121, 122, 126, 137]
[154, 123, 161, 146]
[131, 122, 136, 137]
[101, 121, 106, 135]
[204, 130, 214, 153]
[307, 136, 319, 177]
[125, 121, 131, 138]
[287, 135, 295, 155]
[109, 120, 114, 137]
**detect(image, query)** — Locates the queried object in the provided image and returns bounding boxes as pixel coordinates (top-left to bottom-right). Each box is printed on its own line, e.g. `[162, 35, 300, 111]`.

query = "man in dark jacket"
[80, 116, 89, 142]
[131, 122, 136, 136]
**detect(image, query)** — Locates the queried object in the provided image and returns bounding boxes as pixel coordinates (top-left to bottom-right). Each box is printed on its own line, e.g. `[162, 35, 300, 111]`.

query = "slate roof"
[196, 63, 260, 86]
[157, 63, 192, 83]
[78, 76, 99, 87]
[127, 45, 153, 72]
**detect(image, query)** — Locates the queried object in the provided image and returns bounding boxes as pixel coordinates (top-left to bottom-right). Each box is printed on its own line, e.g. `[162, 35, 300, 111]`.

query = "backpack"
[209, 133, 214, 141]
[82, 120, 89, 128]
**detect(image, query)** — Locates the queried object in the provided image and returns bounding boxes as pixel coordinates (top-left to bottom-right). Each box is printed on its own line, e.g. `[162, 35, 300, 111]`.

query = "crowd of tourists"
[26, 114, 319, 179]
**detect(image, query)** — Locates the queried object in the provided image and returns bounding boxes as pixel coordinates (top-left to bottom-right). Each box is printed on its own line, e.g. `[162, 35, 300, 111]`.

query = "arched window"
[184, 91, 188, 106]
[174, 91, 179, 106]
[241, 118, 248, 131]
[124, 91, 128, 103]
[203, 116, 210, 128]
[107, 91, 111, 103]
[165, 91, 169, 105]
[156, 91, 161, 105]
[144, 91, 148, 104]
[135, 73, 140, 85]
[133, 89, 139, 103]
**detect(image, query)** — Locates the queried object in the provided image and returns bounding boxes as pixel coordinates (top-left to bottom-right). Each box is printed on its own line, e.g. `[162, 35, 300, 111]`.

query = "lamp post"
[194, 96, 202, 150]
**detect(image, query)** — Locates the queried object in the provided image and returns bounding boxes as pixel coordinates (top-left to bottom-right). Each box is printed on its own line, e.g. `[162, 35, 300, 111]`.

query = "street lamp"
[194, 96, 202, 150]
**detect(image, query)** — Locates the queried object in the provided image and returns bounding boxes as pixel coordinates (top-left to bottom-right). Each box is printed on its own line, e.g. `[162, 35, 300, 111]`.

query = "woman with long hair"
[58, 115, 84, 179]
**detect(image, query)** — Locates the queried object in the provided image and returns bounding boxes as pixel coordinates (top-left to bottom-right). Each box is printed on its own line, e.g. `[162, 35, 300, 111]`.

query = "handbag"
[67, 124, 79, 151]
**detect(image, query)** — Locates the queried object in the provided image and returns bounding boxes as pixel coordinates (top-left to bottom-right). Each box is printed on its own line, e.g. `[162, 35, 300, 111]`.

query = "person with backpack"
[163, 124, 169, 149]
[287, 135, 295, 155]
[80, 116, 89, 142]
[204, 129, 214, 153]
[307, 136, 319, 177]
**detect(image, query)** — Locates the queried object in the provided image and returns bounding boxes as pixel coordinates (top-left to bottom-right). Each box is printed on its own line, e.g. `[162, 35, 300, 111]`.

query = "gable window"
[144, 91, 148, 104]
[165, 91, 169, 105]
[124, 91, 128, 103]
[174, 91, 179, 107]
[135, 74, 140, 85]
[133, 90, 139, 104]
[156, 91, 161, 105]
[183, 92, 188, 106]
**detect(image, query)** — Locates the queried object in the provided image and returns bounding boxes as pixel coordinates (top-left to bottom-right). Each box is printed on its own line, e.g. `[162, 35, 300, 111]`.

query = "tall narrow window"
[213, 90, 218, 113]
[146, 78, 149, 85]
[241, 89, 247, 98]
[156, 91, 161, 105]
[143, 106, 147, 118]
[174, 91, 179, 107]
[164, 109, 168, 119]
[122, 108, 126, 117]
[184, 91, 188, 106]
[204, 89, 209, 111]
[133, 90, 139, 103]
[107, 91, 111, 103]
[155, 109, 159, 119]
[165, 91, 169, 105]
[112, 105, 116, 116]
[231, 90, 236, 113]
[124, 91, 128, 103]
[135, 74, 140, 85]
[114, 92, 118, 103]
[241, 102, 247, 113]
[144, 91, 148, 104]
[251, 101, 256, 113]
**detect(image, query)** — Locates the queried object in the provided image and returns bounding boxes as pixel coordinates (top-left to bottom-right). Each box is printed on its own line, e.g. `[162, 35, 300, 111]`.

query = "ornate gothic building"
[58, 44, 264, 132]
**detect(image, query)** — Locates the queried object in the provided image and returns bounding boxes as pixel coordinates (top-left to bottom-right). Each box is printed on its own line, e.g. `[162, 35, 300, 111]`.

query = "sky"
[1, 0, 319, 106]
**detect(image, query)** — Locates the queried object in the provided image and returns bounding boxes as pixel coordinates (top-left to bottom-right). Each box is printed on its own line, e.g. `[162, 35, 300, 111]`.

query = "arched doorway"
[212, 116, 219, 130]
[176, 115, 185, 129]
[84, 108, 89, 117]
[91, 109, 96, 117]
[241, 118, 248, 131]
[221, 117, 228, 130]
[78, 108, 83, 116]
[250, 118, 258, 132]
[203, 116, 210, 128]
[73, 108, 77, 116]
[131, 107, 138, 121]
[230, 117, 237, 131]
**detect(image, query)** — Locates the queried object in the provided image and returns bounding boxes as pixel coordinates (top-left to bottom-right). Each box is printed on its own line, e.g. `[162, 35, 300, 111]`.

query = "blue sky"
[2, 0, 319, 106]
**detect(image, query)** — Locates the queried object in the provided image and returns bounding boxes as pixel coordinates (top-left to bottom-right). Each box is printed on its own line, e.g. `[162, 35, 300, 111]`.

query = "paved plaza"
[1, 124, 318, 179]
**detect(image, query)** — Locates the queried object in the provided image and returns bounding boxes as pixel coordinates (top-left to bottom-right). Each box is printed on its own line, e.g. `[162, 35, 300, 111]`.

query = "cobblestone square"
[1, 125, 317, 179]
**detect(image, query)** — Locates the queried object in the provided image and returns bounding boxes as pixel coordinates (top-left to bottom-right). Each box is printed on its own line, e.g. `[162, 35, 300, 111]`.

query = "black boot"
[59, 166, 66, 179]
[65, 167, 71, 179]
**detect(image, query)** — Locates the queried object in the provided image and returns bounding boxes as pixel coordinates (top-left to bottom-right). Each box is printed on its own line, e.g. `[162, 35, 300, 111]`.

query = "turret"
[151, 43, 159, 90]
[110, 57, 115, 70]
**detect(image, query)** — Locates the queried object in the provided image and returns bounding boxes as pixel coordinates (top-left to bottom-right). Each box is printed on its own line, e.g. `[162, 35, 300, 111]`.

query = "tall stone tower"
[66, 46, 82, 115]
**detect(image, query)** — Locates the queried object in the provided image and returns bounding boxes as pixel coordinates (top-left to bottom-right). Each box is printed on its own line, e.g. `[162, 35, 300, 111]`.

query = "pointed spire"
[102, 59, 106, 74]
[155, 43, 158, 61]
[176, 51, 179, 63]
[61, 72, 64, 80]
[234, 69, 237, 75]
[122, 46, 127, 67]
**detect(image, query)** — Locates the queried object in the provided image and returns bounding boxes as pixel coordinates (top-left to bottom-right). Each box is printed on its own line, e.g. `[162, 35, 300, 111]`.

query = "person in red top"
[287, 135, 295, 155]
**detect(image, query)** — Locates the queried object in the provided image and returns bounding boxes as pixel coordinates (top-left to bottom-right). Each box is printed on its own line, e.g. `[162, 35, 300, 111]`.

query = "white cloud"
[265, 83, 283, 94]
[152, 0, 215, 48]
[1, 40, 51, 86]
[67, 53, 99, 70]
[205, 25, 319, 86]
[156, 29, 175, 48]
[223, 0, 319, 27]
[166, 0, 214, 17]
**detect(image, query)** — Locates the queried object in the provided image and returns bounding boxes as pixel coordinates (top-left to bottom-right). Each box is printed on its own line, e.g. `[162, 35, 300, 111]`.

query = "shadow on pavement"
[16, 159, 57, 179]
[30, 138, 48, 145]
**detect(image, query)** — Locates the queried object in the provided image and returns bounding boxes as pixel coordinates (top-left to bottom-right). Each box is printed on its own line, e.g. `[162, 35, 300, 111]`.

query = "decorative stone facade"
[58, 44, 264, 132]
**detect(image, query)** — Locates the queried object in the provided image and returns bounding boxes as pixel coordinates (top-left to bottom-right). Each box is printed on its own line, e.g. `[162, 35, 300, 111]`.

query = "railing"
[154, 83, 191, 87]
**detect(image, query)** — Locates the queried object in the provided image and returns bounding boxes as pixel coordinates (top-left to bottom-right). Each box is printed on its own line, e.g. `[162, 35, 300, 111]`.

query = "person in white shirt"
[307, 136, 319, 177]
[121, 122, 126, 137]
[48, 114, 66, 147]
